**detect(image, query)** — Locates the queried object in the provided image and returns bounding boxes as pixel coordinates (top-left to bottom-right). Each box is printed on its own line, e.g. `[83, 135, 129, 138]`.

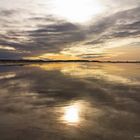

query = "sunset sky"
[0, 0, 140, 60]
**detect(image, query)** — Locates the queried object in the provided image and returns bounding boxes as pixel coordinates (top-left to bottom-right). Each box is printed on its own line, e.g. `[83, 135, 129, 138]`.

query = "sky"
[0, 0, 140, 60]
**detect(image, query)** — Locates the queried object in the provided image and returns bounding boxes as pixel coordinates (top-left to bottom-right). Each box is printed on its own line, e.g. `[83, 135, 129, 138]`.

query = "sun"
[50, 0, 105, 23]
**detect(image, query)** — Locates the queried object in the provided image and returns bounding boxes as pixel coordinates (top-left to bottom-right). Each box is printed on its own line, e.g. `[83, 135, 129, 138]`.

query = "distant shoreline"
[0, 59, 140, 64]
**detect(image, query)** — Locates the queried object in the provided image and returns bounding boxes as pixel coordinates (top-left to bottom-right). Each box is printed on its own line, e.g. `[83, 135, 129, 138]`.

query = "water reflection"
[0, 72, 16, 80]
[30, 63, 140, 85]
[0, 63, 140, 140]
[61, 100, 100, 127]
[63, 102, 80, 125]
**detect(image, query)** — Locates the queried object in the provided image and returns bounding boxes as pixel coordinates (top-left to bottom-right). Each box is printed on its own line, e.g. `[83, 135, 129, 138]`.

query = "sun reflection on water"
[64, 104, 80, 124]
[62, 103, 81, 125]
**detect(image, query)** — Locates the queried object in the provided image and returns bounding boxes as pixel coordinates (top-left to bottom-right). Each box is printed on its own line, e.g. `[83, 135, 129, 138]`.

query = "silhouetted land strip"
[0, 59, 140, 64]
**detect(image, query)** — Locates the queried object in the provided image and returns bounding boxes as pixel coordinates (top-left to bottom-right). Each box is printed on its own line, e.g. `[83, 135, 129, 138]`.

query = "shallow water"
[0, 63, 140, 140]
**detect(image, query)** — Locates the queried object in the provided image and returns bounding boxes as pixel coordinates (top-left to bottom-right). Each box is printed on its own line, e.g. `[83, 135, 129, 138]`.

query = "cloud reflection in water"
[30, 63, 140, 85]
[0, 63, 140, 140]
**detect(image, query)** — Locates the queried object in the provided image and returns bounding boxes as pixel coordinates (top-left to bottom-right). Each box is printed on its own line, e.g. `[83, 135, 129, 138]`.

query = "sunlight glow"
[50, 0, 105, 23]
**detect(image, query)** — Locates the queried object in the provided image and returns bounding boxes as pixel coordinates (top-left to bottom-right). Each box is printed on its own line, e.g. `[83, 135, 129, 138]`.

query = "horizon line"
[0, 59, 140, 63]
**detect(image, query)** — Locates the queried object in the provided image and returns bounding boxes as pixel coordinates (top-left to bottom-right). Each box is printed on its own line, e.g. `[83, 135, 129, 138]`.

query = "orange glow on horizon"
[25, 53, 80, 60]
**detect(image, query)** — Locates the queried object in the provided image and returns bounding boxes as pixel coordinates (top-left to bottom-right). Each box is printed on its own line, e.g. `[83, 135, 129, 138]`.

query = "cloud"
[27, 22, 85, 52]
[86, 7, 140, 44]
[0, 46, 15, 51]
[61, 6, 140, 59]
[0, 1, 140, 60]
[0, 9, 17, 17]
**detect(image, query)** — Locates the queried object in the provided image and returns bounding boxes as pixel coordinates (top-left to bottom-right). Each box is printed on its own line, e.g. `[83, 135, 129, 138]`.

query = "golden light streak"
[25, 53, 80, 60]
[0, 46, 16, 51]
[0, 73, 16, 80]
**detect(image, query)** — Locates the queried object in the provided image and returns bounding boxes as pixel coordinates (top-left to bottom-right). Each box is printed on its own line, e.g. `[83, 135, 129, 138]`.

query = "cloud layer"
[0, 0, 140, 60]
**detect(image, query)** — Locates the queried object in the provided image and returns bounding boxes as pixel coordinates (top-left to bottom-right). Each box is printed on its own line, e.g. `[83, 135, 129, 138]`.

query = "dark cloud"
[0, 9, 17, 16]
[86, 7, 140, 45]
[30, 23, 85, 51]
[78, 53, 106, 59]
[0, 50, 29, 60]
[0, 17, 86, 58]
